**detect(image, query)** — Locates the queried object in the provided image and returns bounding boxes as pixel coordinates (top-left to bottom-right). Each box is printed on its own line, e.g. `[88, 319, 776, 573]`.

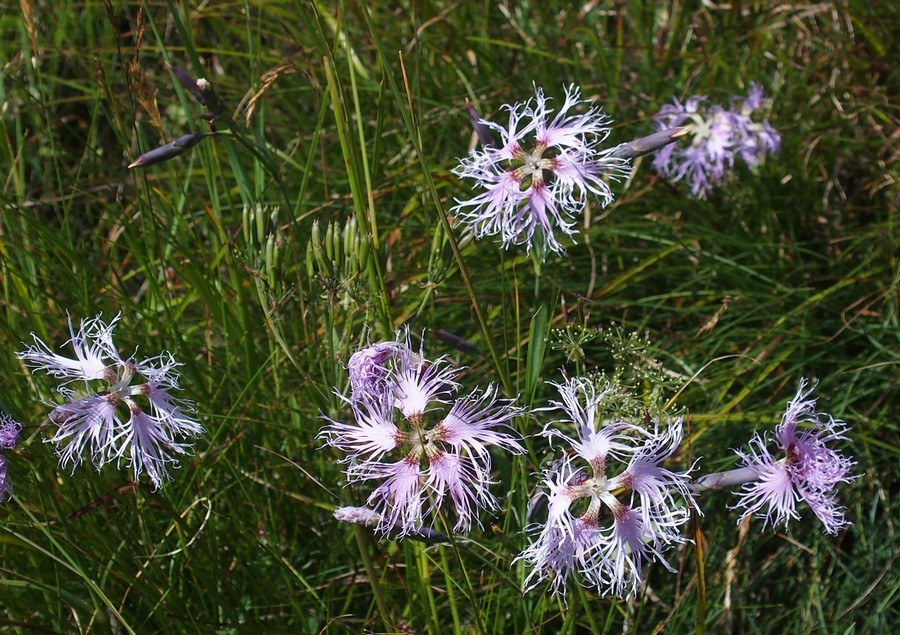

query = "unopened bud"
[467, 101, 496, 148]
[333, 506, 450, 543]
[127, 133, 209, 169]
[606, 127, 688, 160]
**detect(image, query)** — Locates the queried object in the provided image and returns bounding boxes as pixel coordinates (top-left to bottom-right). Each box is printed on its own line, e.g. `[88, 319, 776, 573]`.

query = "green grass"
[1, 1, 897, 632]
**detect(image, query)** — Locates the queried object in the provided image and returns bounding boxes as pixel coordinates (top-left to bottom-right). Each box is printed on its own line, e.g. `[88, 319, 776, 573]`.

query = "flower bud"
[127, 133, 209, 169]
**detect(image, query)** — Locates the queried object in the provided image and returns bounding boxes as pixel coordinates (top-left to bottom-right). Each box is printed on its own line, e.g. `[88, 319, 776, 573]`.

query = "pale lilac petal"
[18, 314, 121, 383]
[425, 450, 496, 533]
[585, 504, 671, 598]
[49, 393, 126, 470]
[124, 404, 187, 490]
[733, 425, 815, 529]
[519, 517, 596, 596]
[432, 385, 523, 459]
[347, 340, 406, 399]
[319, 397, 403, 462]
[451, 171, 528, 245]
[0, 455, 11, 501]
[391, 341, 458, 419]
[0, 414, 20, 450]
[546, 376, 644, 462]
[364, 458, 427, 536]
[617, 419, 697, 522]
[141, 383, 204, 438]
[0, 413, 19, 502]
[133, 351, 182, 387]
[547, 375, 608, 438]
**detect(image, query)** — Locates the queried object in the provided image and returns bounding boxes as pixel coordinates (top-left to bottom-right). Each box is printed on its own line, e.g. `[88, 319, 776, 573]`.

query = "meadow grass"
[1, 1, 897, 633]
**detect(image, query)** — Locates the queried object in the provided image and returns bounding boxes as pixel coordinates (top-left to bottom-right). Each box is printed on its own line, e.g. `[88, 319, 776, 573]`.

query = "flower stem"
[352, 525, 394, 632]
[357, 0, 512, 395]
[415, 541, 442, 633]
[435, 509, 487, 634]
[530, 240, 544, 302]
[440, 545, 463, 634]
[574, 583, 601, 633]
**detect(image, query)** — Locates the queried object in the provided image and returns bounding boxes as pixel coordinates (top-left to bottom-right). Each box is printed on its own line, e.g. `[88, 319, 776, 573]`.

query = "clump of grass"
[0, 1, 896, 633]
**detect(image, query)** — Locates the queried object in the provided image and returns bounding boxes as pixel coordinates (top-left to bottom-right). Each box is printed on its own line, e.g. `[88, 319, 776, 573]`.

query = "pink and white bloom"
[452, 84, 630, 256]
[518, 376, 697, 598]
[732, 379, 856, 535]
[1, 413, 22, 501]
[320, 330, 524, 536]
[652, 83, 780, 199]
[17, 314, 203, 490]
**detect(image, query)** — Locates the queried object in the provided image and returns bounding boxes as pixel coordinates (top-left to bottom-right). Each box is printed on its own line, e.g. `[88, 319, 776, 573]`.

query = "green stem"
[321, 53, 393, 337]
[435, 201, 513, 397]
[356, 1, 512, 396]
[352, 526, 394, 632]
[575, 583, 601, 634]
[439, 546, 463, 634]
[416, 542, 442, 633]
[530, 242, 544, 307]
[434, 511, 487, 635]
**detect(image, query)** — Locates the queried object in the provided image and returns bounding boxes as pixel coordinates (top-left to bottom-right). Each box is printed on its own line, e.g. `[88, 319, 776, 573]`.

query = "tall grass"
[1, 1, 897, 632]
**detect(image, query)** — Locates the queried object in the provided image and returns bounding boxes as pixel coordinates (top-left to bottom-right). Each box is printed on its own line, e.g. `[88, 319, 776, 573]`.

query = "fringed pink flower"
[452, 84, 630, 256]
[518, 376, 697, 598]
[18, 314, 203, 490]
[320, 330, 523, 536]
[732, 379, 856, 535]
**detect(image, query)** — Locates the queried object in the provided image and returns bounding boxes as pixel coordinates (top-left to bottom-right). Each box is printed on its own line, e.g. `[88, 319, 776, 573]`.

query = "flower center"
[509, 143, 558, 191]
[689, 113, 712, 145]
